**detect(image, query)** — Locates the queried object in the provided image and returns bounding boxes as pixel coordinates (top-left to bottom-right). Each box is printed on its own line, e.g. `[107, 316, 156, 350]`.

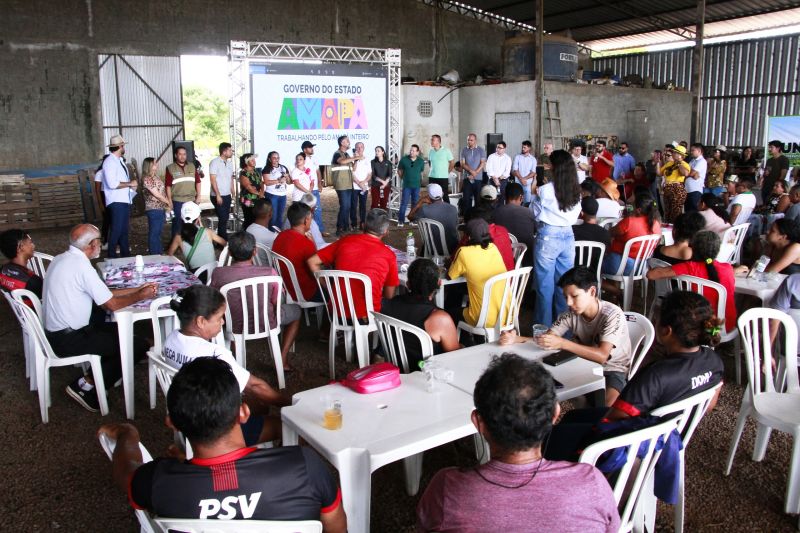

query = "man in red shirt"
[272, 202, 320, 302]
[590, 140, 615, 184]
[307, 208, 398, 318]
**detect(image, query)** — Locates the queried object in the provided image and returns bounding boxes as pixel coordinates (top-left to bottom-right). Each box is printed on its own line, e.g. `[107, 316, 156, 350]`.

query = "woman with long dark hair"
[602, 192, 661, 276]
[370, 146, 392, 210]
[697, 193, 731, 233]
[530, 149, 582, 325]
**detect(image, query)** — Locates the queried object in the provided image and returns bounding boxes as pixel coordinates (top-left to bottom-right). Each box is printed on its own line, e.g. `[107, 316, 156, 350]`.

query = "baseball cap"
[480, 185, 498, 200]
[301, 141, 316, 150]
[427, 183, 443, 199]
[181, 201, 201, 223]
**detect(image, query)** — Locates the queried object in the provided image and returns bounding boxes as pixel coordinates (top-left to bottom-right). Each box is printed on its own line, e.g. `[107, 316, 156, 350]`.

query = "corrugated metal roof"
[461, 0, 800, 43]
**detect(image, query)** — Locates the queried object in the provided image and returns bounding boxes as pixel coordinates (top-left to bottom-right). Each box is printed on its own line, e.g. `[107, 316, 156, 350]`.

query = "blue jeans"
[685, 191, 702, 212]
[398, 187, 420, 224]
[107, 202, 131, 258]
[602, 252, 634, 276]
[351, 189, 368, 227]
[266, 193, 287, 230]
[145, 209, 165, 254]
[704, 186, 725, 197]
[533, 224, 575, 326]
[312, 190, 325, 232]
[211, 194, 231, 241]
[336, 189, 353, 233]
[171, 200, 184, 238]
[520, 179, 532, 204]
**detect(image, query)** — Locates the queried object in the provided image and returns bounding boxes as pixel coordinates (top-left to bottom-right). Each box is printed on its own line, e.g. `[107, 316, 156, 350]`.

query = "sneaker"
[397, 223, 404, 228]
[65, 381, 100, 412]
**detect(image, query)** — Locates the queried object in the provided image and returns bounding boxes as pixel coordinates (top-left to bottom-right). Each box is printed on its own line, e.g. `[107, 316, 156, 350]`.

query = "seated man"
[98, 358, 346, 530]
[727, 176, 757, 225]
[282, 192, 328, 249]
[416, 353, 620, 532]
[273, 202, 321, 302]
[492, 182, 536, 268]
[44, 224, 157, 412]
[381, 258, 460, 370]
[0, 229, 43, 298]
[307, 208, 399, 317]
[502, 266, 631, 406]
[210, 231, 302, 371]
[785, 184, 800, 223]
[407, 183, 459, 256]
[245, 199, 277, 252]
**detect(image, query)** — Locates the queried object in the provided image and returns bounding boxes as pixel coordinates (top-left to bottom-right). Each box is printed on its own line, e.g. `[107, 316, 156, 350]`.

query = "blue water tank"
[543, 35, 579, 81]
[501, 34, 579, 82]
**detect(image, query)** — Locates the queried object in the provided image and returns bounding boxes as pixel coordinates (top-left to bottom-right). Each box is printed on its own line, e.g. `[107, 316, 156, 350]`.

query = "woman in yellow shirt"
[448, 218, 507, 331]
[657, 144, 691, 223]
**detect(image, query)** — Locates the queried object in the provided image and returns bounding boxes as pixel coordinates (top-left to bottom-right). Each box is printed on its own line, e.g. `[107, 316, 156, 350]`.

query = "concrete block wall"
[0, 0, 506, 170]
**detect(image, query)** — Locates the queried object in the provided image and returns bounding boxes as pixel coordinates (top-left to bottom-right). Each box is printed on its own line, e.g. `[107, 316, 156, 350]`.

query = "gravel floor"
[0, 187, 796, 532]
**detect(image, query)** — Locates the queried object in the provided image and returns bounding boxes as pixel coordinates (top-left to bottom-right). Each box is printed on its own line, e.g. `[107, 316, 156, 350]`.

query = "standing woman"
[291, 152, 313, 204]
[530, 149, 582, 326]
[658, 145, 690, 223]
[238, 153, 263, 230]
[736, 146, 758, 182]
[142, 157, 171, 254]
[371, 146, 392, 210]
[262, 151, 290, 230]
[706, 146, 727, 197]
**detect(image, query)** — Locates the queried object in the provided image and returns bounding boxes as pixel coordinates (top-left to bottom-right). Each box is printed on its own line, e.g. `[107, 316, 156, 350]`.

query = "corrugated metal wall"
[593, 34, 800, 149]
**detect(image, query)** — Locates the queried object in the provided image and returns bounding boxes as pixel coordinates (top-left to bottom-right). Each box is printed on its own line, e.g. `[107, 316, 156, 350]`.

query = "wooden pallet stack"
[0, 174, 87, 230]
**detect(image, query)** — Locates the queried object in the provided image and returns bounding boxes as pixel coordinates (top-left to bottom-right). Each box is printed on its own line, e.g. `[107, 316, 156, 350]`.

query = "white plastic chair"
[253, 242, 271, 266]
[98, 434, 158, 533]
[416, 217, 451, 259]
[646, 384, 722, 533]
[372, 311, 434, 373]
[601, 233, 661, 313]
[508, 232, 518, 245]
[193, 261, 217, 285]
[579, 417, 680, 533]
[674, 275, 742, 384]
[599, 216, 621, 230]
[645, 256, 673, 322]
[725, 308, 800, 514]
[5, 289, 40, 390]
[10, 293, 108, 423]
[315, 270, 378, 379]
[27, 251, 53, 278]
[219, 276, 286, 388]
[153, 518, 322, 533]
[264, 248, 325, 329]
[718, 223, 750, 264]
[457, 267, 532, 343]
[624, 312, 655, 379]
[147, 296, 180, 409]
[574, 240, 606, 290]
[731, 205, 754, 226]
[217, 244, 232, 267]
[511, 242, 527, 269]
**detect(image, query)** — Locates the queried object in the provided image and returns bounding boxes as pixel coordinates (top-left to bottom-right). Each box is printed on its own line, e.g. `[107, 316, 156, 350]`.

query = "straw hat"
[598, 178, 620, 201]
[108, 135, 126, 148]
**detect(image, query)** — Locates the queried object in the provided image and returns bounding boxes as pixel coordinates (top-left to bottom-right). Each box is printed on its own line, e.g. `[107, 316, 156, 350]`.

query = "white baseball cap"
[427, 183, 443, 199]
[181, 201, 201, 223]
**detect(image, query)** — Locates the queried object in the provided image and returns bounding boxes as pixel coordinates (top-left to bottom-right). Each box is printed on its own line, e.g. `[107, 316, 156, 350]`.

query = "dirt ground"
[0, 188, 796, 531]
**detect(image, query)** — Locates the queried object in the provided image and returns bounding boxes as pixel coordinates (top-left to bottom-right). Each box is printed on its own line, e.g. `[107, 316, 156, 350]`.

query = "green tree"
[183, 85, 229, 151]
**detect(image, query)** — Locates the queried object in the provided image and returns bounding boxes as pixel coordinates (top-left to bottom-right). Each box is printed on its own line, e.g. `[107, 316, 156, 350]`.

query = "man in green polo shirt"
[397, 144, 424, 227]
[428, 134, 455, 205]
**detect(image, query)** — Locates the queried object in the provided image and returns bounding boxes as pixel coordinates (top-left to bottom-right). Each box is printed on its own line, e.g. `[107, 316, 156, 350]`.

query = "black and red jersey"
[0, 263, 42, 299]
[129, 446, 340, 521]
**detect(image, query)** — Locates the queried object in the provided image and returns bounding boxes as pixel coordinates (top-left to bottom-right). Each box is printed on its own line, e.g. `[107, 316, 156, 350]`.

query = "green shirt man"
[398, 145, 424, 189]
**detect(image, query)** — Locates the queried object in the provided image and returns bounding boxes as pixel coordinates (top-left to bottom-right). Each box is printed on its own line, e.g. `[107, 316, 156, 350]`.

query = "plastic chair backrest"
[731, 206, 754, 226]
[13, 297, 60, 362]
[612, 234, 661, 278]
[599, 217, 621, 230]
[149, 296, 179, 354]
[574, 240, 606, 284]
[315, 270, 375, 327]
[217, 245, 231, 267]
[266, 249, 308, 305]
[508, 232, 518, 245]
[10, 288, 44, 323]
[673, 275, 727, 331]
[651, 383, 721, 447]
[417, 218, 450, 259]
[253, 242, 271, 266]
[738, 308, 800, 402]
[147, 350, 178, 400]
[193, 261, 217, 285]
[472, 267, 532, 335]
[579, 417, 680, 533]
[371, 311, 434, 372]
[27, 251, 54, 278]
[624, 312, 655, 379]
[219, 276, 284, 341]
[153, 518, 323, 533]
[719, 223, 750, 264]
[511, 242, 527, 269]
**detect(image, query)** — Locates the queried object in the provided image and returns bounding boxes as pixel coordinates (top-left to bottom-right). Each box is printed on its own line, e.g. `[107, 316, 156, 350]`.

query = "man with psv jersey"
[98, 358, 346, 530]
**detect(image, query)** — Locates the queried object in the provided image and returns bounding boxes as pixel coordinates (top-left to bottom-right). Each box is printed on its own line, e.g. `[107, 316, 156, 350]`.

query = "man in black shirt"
[762, 140, 789, 204]
[493, 182, 536, 267]
[572, 197, 612, 275]
[98, 358, 346, 530]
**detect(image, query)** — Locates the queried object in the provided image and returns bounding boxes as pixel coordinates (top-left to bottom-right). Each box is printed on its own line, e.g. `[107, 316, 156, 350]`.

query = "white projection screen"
[251, 62, 388, 165]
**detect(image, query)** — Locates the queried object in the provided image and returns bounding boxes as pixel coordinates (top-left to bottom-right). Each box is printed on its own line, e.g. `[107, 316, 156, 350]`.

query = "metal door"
[495, 112, 531, 158]
[626, 110, 649, 163]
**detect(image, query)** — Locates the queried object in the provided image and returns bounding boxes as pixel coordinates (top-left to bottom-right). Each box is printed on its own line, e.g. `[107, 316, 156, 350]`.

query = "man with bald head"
[44, 224, 158, 412]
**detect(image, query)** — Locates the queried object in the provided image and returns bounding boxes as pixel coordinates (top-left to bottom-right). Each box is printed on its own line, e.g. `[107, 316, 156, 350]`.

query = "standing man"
[485, 141, 512, 205]
[540, 142, 554, 182]
[331, 135, 360, 237]
[302, 140, 327, 236]
[101, 135, 136, 258]
[397, 144, 425, 228]
[459, 133, 486, 214]
[209, 142, 235, 242]
[571, 142, 590, 184]
[351, 142, 370, 230]
[685, 143, 707, 212]
[762, 140, 790, 204]
[512, 140, 537, 205]
[612, 142, 636, 199]
[590, 140, 615, 184]
[166, 146, 201, 238]
[428, 134, 455, 205]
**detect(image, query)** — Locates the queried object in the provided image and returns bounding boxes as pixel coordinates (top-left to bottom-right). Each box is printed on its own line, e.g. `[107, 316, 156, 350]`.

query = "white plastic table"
[433, 340, 607, 402]
[281, 372, 476, 533]
[734, 272, 787, 305]
[96, 255, 188, 419]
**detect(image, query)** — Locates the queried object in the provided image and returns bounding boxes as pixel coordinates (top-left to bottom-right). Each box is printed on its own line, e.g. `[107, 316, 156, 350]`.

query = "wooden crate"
[0, 175, 86, 230]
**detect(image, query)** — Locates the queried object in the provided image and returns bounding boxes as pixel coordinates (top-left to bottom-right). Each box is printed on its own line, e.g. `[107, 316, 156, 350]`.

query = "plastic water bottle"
[753, 255, 770, 282]
[134, 254, 144, 285]
[419, 358, 454, 393]
[406, 232, 416, 264]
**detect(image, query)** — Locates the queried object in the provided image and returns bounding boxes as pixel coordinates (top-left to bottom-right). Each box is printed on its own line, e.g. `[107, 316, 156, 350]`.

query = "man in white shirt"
[302, 140, 328, 236]
[101, 135, 137, 258]
[209, 142, 235, 242]
[685, 143, 707, 212]
[571, 143, 589, 184]
[44, 224, 157, 412]
[728, 176, 757, 225]
[486, 141, 512, 205]
[245, 200, 277, 255]
[512, 140, 537, 205]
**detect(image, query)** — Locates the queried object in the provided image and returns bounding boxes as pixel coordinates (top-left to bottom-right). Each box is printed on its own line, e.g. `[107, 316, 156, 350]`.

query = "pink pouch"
[341, 362, 401, 394]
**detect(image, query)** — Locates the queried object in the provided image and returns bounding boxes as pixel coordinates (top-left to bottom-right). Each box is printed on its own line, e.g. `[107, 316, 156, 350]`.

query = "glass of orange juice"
[322, 396, 343, 430]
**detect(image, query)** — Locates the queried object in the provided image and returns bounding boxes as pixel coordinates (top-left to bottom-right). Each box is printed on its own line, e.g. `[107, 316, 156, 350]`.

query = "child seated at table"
[161, 284, 290, 446]
[501, 266, 632, 406]
[166, 201, 226, 271]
